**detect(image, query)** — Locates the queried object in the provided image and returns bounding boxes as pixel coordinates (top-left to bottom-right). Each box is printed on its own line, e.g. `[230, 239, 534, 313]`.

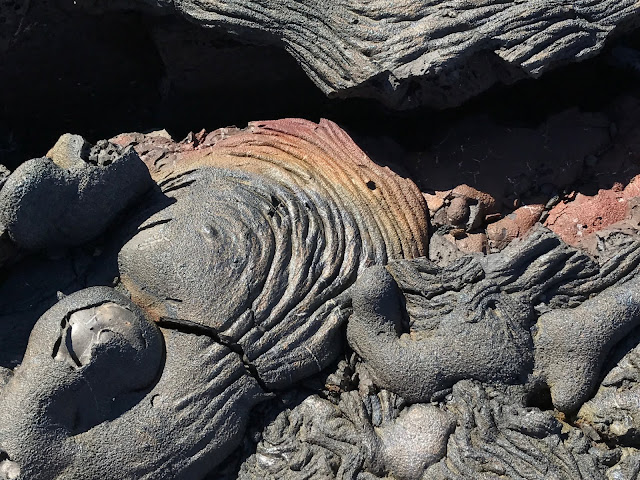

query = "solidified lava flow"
[3, 2, 640, 480]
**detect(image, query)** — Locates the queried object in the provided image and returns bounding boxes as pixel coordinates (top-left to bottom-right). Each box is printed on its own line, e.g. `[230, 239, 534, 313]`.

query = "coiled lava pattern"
[119, 118, 430, 387]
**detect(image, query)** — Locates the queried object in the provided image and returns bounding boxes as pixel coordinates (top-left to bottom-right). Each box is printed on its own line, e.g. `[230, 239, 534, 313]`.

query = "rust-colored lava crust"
[123, 118, 430, 260]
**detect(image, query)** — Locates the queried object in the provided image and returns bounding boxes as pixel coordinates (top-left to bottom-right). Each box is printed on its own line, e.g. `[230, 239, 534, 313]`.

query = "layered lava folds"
[118, 118, 430, 388]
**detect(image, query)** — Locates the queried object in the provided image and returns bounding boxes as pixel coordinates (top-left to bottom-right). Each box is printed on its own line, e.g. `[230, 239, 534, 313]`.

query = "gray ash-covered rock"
[1, 121, 640, 479]
[534, 277, 640, 413]
[424, 381, 606, 480]
[239, 390, 455, 480]
[0, 120, 430, 479]
[0, 134, 153, 250]
[348, 226, 640, 410]
[0, 287, 268, 480]
[347, 262, 535, 404]
[579, 333, 640, 448]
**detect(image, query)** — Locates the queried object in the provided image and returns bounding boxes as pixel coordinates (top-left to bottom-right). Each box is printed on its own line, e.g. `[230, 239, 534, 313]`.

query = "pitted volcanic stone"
[535, 277, 640, 412]
[0, 287, 268, 480]
[0, 119, 431, 479]
[118, 119, 430, 389]
[349, 226, 640, 408]
[0, 135, 153, 250]
[3, 120, 640, 479]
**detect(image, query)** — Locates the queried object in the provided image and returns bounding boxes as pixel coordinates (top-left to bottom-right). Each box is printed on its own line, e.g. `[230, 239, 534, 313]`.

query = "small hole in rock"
[526, 384, 554, 411]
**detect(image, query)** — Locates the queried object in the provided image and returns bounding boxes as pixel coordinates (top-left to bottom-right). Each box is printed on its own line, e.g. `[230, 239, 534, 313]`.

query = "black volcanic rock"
[0, 134, 153, 250]
[1, 123, 640, 479]
[85, 0, 640, 109]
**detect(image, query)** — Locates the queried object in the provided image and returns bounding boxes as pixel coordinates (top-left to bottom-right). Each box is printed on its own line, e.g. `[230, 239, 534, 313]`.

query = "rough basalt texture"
[2, 120, 640, 479]
[118, 118, 430, 388]
[239, 390, 455, 480]
[545, 175, 640, 246]
[236, 383, 614, 479]
[0, 134, 153, 250]
[93, 0, 640, 108]
[534, 276, 640, 412]
[577, 330, 640, 447]
[0, 119, 431, 479]
[349, 225, 640, 408]
[423, 381, 606, 479]
[0, 287, 267, 479]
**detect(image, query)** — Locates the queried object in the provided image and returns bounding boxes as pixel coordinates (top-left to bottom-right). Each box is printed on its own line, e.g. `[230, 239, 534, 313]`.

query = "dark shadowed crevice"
[2, 5, 640, 174]
[0, 3, 166, 170]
